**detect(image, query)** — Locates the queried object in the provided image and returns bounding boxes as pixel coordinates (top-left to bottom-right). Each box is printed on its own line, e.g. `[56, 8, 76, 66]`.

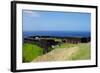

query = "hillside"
[32, 43, 90, 62]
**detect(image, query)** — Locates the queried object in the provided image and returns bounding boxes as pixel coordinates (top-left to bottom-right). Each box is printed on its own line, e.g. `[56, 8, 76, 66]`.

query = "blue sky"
[23, 10, 91, 32]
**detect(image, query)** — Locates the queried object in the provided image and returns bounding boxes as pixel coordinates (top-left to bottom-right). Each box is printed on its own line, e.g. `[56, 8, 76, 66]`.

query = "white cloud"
[24, 10, 40, 17]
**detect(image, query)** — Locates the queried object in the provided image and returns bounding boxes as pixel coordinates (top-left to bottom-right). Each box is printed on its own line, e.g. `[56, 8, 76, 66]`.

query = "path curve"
[32, 46, 79, 62]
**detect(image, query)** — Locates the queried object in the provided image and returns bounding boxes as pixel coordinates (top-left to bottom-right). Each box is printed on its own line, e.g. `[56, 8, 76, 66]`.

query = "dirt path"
[32, 47, 79, 62]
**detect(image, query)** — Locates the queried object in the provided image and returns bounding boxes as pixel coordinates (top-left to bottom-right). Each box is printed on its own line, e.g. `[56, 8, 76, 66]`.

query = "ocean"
[23, 31, 90, 38]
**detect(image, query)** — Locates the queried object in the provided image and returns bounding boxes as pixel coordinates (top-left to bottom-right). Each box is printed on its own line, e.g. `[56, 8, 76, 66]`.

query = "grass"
[23, 40, 91, 62]
[53, 43, 91, 60]
[56, 43, 76, 49]
[32, 43, 91, 61]
[23, 43, 43, 62]
[54, 38, 62, 42]
[69, 43, 91, 60]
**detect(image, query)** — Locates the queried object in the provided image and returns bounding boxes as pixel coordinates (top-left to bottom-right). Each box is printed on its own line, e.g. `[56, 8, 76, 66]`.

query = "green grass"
[56, 43, 76, 49]
[70, 43, 91, 60]
[23, 41, 90, 62]
[23, 43, 43, 62]
[54, 38, 62, 42]
[53, 42, 91, 60]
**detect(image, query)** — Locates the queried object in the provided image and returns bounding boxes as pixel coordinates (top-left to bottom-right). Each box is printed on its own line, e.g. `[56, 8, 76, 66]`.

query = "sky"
[23, 10, 91, 32]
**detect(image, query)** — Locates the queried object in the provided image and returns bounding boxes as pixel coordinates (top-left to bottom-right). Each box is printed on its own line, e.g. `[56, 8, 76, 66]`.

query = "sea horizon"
[23, 31, 91, 38]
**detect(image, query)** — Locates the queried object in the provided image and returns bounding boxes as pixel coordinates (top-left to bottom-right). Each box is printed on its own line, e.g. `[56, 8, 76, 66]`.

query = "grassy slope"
[50, 38, 90, 60]
[23, 42, 90, 62]
[54, 43, 91, 60]
[69, 43, 91, 60]
[56, 43, 76, 49]
[23, 43, 43, 62]
[33, 47, 78, 62]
